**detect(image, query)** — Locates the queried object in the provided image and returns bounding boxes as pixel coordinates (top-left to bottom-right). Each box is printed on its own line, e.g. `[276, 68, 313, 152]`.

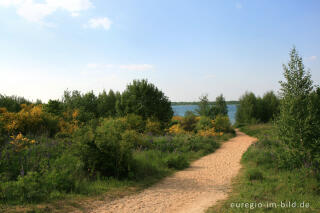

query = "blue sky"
[0, 0, 319, 102]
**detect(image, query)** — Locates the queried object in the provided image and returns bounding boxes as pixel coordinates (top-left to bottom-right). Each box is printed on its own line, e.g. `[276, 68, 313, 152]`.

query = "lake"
[172, 104, 238, 124]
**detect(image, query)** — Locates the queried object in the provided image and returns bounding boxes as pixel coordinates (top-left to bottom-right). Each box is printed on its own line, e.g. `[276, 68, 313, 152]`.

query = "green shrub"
[210, 94, 228, 118]
[152, 136, 179, 152]
[0, 94, 30, 112]
[0, 120, 7, 147]
[43, 100, 63, 116]
[196, 116, 213, 131]
[236, 91, 279, 126]
[180, 111, 197, 132]
[121, 130, 144, 149]
[44, 153, 84, 193]
[125, 114, 145, 133]
[247, 168, 263, 181]
[196, 95, 211, 117]
[130, 150, 169, 180]
[214, 115, 232, 133]
[116, 79, 173, 127]
[0, 172, 46, 203]
[190, 136, 220, 154]
[165, 154, 189, 170]
[145, 118, 163, 135]
[275, 147, 304, 170]
[75, 118, 133, 178]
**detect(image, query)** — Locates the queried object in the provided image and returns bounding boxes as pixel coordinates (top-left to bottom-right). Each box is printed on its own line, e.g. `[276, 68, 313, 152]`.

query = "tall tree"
[260, 91, 279, 122]
[117, 79, 173, 127]
[235, 92, 258, 125]
[97, 90, 117, 117]
[277, 47, 315, 164]
[211, 94, 228, 118]
[196, 94, 211, 117]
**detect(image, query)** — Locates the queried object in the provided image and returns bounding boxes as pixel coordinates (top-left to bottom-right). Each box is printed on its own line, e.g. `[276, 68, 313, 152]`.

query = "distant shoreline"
[171, 101, 240, 106]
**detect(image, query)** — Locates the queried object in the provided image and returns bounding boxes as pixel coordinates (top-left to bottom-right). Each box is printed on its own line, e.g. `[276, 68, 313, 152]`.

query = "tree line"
[0, 79, 173, 128]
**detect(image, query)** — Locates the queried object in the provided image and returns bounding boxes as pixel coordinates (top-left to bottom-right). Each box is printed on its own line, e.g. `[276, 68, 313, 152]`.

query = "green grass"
[207, 123, 320, 213]
[0, 178, 135, 213]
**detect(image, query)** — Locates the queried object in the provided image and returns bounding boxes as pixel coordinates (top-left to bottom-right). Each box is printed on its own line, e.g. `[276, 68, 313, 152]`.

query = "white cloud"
[71, 12, 80, 17]
[0, 0, 93, 23]
[235, 2, 243, 9]
[309, 56, 317, 61]
[87, 63, 154, 71]
[85, 17, 112, 30]
[46, 0, 92, 12]
[87, 63, 99, 69]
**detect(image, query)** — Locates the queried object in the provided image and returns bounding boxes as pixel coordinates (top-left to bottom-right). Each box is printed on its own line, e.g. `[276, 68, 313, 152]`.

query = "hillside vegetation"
[0, 79, 234, 212]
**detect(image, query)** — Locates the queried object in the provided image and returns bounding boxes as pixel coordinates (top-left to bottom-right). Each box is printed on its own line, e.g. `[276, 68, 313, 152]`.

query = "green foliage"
[1, 172, 46, 203]
[130, 150, 170, 180]
[0, 94, 30, 112]
[236, 92, 259, 125]
[45, 153, 84, 193]
[121, 130, 144, 149]
[75, 118, 132, 178]
[129, 133, 224, 181]
[0, 120, 6, 147]
[97, 90, 117, 117]
[165, 154, 189, 170]
[260, 91, 280, 122]
[43, 100, 63, 116]
[0, 137, 84, 204]
[145, 118, 163, 135]
[246, 168, 263, 181]
[117, 79, 173, 127]
[0, 79, 237, 207]
[196, 116, 213, 131]
[124, 114, 145, 133]
[210, 94, 228, 118]
[214, 115, 233, 133]
[62, 89, 119, 121]
[150, 134, 220, 154]
[62, 90, 97, 122]
[180, 111, 197, 132]
[277, 47, 320, 169]
[236, 91, 280, 126]
[196, 94, 211, 117]
[208, 123, 320, 213]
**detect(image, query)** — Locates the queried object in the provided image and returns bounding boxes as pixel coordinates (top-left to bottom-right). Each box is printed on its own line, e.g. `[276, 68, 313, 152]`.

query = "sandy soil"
[90, 130, 256, 213]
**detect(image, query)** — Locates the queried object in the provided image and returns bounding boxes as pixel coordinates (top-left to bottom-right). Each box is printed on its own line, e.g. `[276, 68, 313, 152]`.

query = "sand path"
[90, 130, 256, 213]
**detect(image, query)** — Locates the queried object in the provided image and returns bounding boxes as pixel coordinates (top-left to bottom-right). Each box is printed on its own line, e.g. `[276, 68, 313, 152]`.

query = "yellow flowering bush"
[168, 124, 185, 134]
[172, 116, 184, 122]
[58, 109, 80, 135]
[10, 133, 36, 152]
[196, 116, 214, 131]
[168, 114, 230, 137]
[214, 115, 232, 133]
[0, 104, 59, 136]
[197, 128, 223, 137]
[0, 107, 7, 114]
[145, 118, 162, 135]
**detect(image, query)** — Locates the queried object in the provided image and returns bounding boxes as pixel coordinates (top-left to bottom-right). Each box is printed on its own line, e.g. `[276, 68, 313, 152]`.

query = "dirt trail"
[90, 130, 257, 213]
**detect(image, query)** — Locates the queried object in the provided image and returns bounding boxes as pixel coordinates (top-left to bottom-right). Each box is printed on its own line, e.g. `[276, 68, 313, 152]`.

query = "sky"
[0, 0, 320, 102]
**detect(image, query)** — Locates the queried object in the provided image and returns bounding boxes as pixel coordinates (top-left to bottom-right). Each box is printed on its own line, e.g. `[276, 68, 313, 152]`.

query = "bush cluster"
[169, 111, 234, 136]
[0, 79, 230, 205]
[235, 91, 280, 126]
